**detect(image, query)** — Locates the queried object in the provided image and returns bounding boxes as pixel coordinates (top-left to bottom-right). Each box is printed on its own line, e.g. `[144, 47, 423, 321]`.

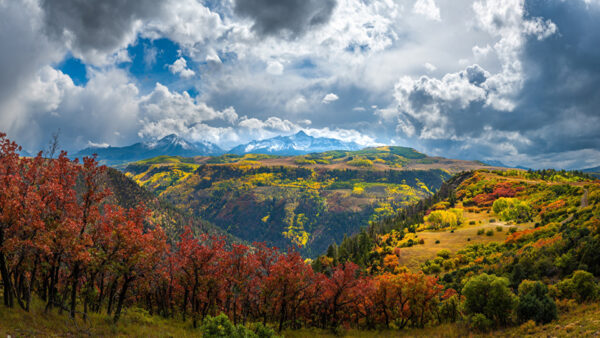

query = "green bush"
[435, 239, 440, 244]
[492, 198, 533, 222]
[428, 263, 442, 274]
[477, 229, 485, 235]
[200, 313, 258, 338]
[508, 227, 518, 234]
[462, 273, 517, 327]
[469, 313, 493, 332]
[557, 270, 599, 303]
[439, 295, 461, 323]
[469, 220, 476, 225]
[248, 322, 277, 338]
[496, 226, 503, 232]
[485, 230, 494, 236]
[516, 280, 557, 324]
[437, 249, 451, 259]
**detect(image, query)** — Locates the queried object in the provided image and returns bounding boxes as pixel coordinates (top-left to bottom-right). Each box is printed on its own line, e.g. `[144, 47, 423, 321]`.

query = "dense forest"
[2, 132, 600, 336]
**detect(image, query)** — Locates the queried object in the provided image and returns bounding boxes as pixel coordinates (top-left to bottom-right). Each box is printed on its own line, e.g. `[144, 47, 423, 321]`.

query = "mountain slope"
[100, 167, 238, 244]
[123, 147, 496, 256]
[229, 130, 361, 155]
[313, 168, 599, 279]
[73, 134, 223, 166]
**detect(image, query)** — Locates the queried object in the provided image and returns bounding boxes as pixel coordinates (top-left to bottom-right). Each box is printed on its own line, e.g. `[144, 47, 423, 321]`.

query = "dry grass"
[398, 220, 530, 271]
[0, 299, 195, 337]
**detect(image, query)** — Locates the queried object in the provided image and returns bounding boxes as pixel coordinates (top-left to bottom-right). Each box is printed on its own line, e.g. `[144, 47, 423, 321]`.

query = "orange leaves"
[540, 199, 566, 216]
[371, 272, 444, 328]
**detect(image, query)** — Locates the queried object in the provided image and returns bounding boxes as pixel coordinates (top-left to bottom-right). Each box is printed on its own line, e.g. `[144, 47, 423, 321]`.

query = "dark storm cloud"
[516, 0, 600, 154]
[40, 0, 166, 59]
[234, 0, 337, 38]
[393, 0, 600, 168]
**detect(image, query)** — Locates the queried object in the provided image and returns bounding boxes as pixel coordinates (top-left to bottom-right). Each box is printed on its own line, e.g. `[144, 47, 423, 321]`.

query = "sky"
[0, 0, 599, 169]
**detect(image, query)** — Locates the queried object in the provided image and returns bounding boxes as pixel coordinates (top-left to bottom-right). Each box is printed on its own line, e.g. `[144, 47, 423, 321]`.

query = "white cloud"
[266, 60, 284, 75]
[424, 62, 437, 72]
[322, 93, 339, 104]
[413, 0, 441, 21]
[168, 57, 196, 78]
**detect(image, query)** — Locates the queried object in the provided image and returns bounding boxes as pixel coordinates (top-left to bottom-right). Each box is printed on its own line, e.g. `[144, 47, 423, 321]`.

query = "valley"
[123, 146, 495, 256]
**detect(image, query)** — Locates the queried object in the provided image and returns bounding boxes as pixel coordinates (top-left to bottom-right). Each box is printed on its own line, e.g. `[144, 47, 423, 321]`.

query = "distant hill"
[229, 130, 361, 155]
[123, 147, 497, 256]
[73, 134, 223, 165]
[582, 165, 600, 178]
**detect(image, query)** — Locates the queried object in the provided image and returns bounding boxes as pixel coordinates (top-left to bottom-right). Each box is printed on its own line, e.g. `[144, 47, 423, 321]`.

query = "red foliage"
[471, 181, 524, 207]
[0, 133, 448, 330]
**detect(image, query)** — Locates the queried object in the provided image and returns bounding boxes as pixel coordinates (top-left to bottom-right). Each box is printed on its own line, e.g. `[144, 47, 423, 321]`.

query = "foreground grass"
[2, 298, 599, 337]
[0, 299, 195, 337]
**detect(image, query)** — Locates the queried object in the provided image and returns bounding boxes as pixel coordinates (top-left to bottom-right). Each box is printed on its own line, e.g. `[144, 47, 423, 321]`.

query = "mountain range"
[73, 131, 363, 165]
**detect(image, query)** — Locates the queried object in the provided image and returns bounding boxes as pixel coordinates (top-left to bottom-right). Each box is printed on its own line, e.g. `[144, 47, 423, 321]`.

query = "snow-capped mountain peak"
[230, 131, 361, 155]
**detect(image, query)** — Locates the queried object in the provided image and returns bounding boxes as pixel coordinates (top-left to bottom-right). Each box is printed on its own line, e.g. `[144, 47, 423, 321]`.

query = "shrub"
[496, 226, 503, 232]
[425, 209, 465, 229]
[508, 227, 518, 234]
[519, 320, 537, 334]
[429, 263, 442, 274]
[469, 313, 493, 332]
[437, 249, 451, 259]
[439, 294, 461, 323]
[486, 230, 494, 236]
[557, 270, 599, 303]
[469, 220, 476, 225]
[435, 239, 440, 244]
[492, 198, 533, 222]
[477, 229, 485, 235]
[200, 313, 256, 338]
[248, 322, 277, 338]
[467, 238, 471, 241]
[516, 280, 557, 324]
[489, 218, 496, 222]
[462, 273, 517, 327]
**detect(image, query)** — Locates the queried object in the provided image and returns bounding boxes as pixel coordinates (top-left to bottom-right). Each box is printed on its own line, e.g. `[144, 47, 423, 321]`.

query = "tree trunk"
[25, 257, 38, 311]
[113, 276, 132, 323]
[0, 229, 14, 308]
[69, 264, 80, 318]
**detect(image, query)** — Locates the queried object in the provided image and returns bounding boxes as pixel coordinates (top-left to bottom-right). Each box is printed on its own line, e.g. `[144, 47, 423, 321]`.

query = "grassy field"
[397, 214, 532, 270]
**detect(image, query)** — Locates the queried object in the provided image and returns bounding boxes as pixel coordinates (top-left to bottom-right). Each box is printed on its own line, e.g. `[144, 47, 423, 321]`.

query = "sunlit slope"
[314, 168, 600, 281]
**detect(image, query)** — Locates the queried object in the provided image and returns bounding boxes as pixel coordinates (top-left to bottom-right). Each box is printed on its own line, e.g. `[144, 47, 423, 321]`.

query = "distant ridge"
[73, 134, 223, 165]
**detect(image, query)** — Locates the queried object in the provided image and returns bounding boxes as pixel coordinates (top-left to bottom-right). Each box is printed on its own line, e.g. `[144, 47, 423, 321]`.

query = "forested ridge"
[2, 132, 600, 336]
[124, 155, 453, 256]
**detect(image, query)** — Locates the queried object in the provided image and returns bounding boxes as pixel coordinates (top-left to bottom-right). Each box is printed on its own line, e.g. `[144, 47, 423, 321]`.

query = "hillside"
[313, 168, 600, 333]
[123, 147, 495, 256]
[100, 167, 238, 244]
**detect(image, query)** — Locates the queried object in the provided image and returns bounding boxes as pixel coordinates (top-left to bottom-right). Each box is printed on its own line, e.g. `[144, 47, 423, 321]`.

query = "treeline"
[0, 133, 453, 331]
